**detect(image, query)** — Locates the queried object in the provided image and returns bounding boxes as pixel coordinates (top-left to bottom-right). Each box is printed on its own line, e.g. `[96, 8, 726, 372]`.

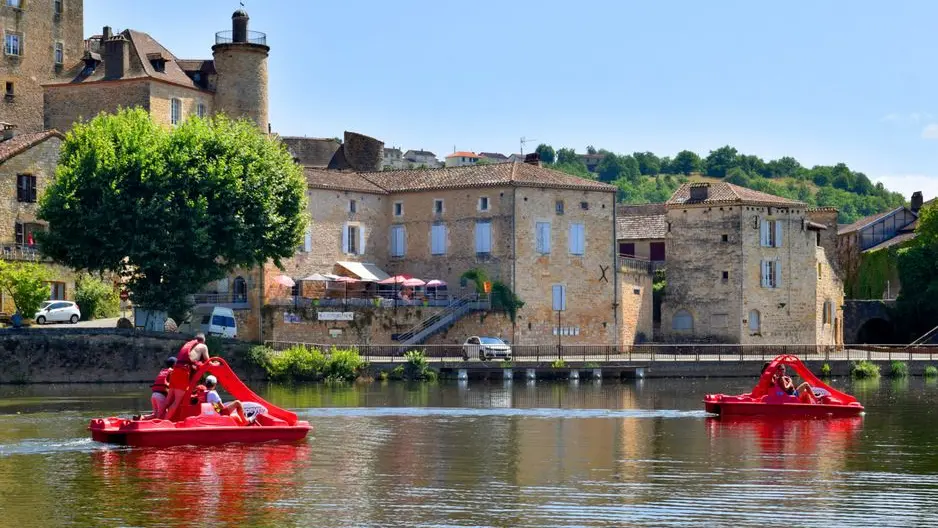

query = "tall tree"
[705, 145, 739, 177]
[895, 203, 938, 341]
[38, 108, 307, 324]
[633, 151, 661, 176]
[0, 261, 49, 319]
[534, 144, 556, 164]
[596, 152, 623, 182]
[586, 145, 597, 155]
[671, 150, 702, 175]
[556, 147, 579, 165]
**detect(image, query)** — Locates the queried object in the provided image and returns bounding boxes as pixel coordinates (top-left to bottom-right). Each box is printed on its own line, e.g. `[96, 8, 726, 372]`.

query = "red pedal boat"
[90, 357, 312, 447]
[703, 354, 864, 418]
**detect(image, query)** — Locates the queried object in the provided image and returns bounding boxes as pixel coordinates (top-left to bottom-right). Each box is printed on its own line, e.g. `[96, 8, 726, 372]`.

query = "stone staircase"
[393, 295, 490, 347]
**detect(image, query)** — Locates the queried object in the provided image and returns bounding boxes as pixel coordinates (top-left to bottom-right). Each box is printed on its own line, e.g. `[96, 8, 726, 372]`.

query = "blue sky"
[85, 0, 938, 199]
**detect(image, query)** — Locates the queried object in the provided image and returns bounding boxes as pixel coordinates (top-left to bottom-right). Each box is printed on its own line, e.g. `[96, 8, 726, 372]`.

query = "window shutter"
[774, 220, 783, 248]
[575, 224, 585, 255]
[760, 261, 768, 288]
[341, 223, 349, 254]
[358, 226, 366, 255]
[29, 177, 36, 202]
[552, 284, 566, 311]
[775, 259, 782, 288]
[399, 227, 406, 256]
[760, 219, 768, 246]
[304, 228, 312, 252]
[14, 222, 23, 245]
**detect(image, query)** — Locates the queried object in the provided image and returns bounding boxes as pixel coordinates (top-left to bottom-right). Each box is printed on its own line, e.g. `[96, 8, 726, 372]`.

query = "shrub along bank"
[247, 345, 367, 383]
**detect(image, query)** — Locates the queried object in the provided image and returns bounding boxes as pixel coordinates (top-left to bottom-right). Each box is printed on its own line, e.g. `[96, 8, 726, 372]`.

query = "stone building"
[659, 182, 843, 346]
[616, 203, 667, 263]
[836, 191, 933, 300]
[1, 0, 84, 133]
[403, 149, 441, 168]
[43, 9, 268, 132]
[0, 127, 76, 312]
[242, 159, 625, 345]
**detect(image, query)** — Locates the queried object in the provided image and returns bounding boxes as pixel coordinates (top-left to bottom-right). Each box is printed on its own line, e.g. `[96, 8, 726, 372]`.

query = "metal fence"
[261, 342, 938, 365]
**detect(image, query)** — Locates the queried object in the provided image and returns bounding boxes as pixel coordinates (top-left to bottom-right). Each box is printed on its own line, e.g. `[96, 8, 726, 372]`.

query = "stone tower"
[0, 0, 84, 133]
[211, 9, 269, 132]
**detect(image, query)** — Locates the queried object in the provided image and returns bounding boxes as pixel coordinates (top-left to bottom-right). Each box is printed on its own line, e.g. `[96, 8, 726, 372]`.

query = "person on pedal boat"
[161, 335, 210, 419]
[139, 357, 176, 420]
[203, 375, 248, 423]
[772, 364, 816, 402]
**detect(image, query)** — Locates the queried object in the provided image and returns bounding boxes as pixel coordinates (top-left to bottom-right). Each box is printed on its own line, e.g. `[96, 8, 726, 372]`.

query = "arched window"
[673, 310, 693, 331]
[233, 276, 247, 302]
[749, 309, 761, 333]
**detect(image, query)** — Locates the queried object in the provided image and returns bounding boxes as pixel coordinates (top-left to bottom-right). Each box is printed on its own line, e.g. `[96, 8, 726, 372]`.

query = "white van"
[178, 306, 238, 339]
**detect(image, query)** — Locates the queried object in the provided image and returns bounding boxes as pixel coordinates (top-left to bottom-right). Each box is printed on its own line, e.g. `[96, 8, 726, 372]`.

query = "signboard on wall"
[329, 329, 343, 338]
[318, 312, 354, 321]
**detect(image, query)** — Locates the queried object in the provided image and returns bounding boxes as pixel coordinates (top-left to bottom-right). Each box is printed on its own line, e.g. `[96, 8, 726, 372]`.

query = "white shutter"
[358, 226, 366, 255]
[775, 259, 782, 288]
[304, 228, 312, 253]
[760, 261, 768, 288]
[341, 223, 349, 254]
[760, 219, 768, 246]
[476, 222, 491, 253]
[431, 224, 446, 255]
[775, 220, 783, 248]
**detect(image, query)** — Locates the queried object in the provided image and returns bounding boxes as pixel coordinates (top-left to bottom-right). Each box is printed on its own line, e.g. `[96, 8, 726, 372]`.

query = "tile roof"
[446, 151, 477, 158]
[302, 163, 616, 194]
[359, 162, 617, 193]
[616, 209, 668, 240]
[666, 182, 804, 207]
[404, 149, 436, 157]
[45, 30, 210, 92]
[837, 209, 897, 234]
[305, 169, 386, 194]
[0, 131, 63, 163]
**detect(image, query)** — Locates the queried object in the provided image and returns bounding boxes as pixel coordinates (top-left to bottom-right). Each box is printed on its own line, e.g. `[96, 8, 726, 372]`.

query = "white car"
[463, 336, 512, 361]
[35, 301, 81, 324]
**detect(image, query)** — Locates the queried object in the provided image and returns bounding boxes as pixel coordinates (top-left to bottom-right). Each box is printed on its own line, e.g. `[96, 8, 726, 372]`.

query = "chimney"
[103, 34, 129, 80]
[102, 26, 112, 40]
[911, 191, 924, 213]
[689, 183, 710, 202]
[232, 9, 249, 43]
[524, 152, 541, 167]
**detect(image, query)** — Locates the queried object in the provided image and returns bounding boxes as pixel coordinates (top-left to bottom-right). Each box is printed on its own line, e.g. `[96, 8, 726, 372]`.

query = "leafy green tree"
[810, 166, 832, 187]
[705, 145, 739, 177]
[552, 160, 593, 179]
[0, 261, 50, 318]
[474, 157, 495, 166]
[597, 153, 640, 183]
[737, 154, 767, 177]
[767, 156, 802, 178]
[74, 273, 119, 320]
[633, 151, 661, 176]
[852, 172, 873, 195]
[556, 147, 579, 165]
[723, 167, 751, 186]
[895, 203, 938, 341]
[38, 108, 307, 322]
[534, 144, 555, 164]
[671, 150, 702, 175]
[586, 145, 597, 155]
[659, 156, 672, 174]
[831, 163, 855, 191]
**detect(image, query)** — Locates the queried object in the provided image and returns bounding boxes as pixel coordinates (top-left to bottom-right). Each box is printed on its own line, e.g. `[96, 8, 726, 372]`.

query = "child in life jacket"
[138, 357, 176, 420]
[203, 375, 248, 424]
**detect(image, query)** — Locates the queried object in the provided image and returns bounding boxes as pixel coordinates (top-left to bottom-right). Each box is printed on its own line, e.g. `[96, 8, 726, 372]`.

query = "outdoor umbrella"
[379, 275, 411, 308]
[426, 279, 447, 300]
[272, 275, 296, 287]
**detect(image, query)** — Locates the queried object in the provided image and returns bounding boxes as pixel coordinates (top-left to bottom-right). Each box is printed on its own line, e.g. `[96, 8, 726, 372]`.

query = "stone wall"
[1, 0, 84, 132]
[0, 328, 264, 384]
[0, 133, 76, 310]
[384, 186, 514, 296]
[211, 43, 268, 131]
[810, 208, 844, 346]
[44, 78, 151, 131]
[267, 305, 444, 345]
[618, 268, 653, 344]
[512, 187, 617, 344]
[424, 311, 515, 346]
[661, 205, 743, 342]
[149, 81, 213, 128]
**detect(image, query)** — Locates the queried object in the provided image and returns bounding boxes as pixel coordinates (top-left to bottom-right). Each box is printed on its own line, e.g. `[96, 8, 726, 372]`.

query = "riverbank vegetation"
[534, 143, 905, 224]
[889, 361, 909, 378]
[0, 262, 49, 319]
[74, 274, 120, 320]
[895, 202, 938, 342]
[246, 345, 367, 383]
[851, 360, 881, 379]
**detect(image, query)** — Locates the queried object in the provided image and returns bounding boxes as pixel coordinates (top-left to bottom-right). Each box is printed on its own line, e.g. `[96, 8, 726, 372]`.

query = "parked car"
[463, 336, 512, 361]
[177, 305, 238, 339]
[34, 301, 81, 324]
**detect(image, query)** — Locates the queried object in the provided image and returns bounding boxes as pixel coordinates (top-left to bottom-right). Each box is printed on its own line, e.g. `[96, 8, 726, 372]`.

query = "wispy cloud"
[883, 112, 932, 123]
[921, 123, 938, 139]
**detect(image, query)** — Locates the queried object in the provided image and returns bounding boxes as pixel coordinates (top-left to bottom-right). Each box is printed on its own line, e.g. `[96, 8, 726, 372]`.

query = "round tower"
[212, 9, 269, 132]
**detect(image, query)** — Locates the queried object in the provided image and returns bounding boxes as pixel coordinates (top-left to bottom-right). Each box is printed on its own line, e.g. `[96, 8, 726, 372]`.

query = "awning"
[335, 261, 390, 282]
[806, 221, 828, 231]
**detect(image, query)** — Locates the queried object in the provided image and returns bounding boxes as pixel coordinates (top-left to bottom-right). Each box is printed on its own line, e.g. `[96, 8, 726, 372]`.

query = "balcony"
[190, 292, 249, 309]
[618, 255, 665, 274]
[215, 30, 267, 46]
[1, 244, 47, 262]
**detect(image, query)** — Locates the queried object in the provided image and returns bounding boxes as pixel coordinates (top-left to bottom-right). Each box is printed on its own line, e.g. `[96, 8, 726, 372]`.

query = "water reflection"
[2, 379, 938, 526]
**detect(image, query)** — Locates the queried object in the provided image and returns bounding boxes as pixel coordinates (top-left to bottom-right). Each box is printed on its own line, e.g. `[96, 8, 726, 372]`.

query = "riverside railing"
[260, 342, 938, 365]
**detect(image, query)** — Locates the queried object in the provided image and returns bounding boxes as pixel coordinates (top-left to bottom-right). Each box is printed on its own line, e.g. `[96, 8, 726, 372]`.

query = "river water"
[1, 377, 937, 527]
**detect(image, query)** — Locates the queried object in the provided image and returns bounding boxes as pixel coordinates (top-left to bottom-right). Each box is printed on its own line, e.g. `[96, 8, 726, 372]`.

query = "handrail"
[909, 325, 938, 347]
[395, 295, 475, 343]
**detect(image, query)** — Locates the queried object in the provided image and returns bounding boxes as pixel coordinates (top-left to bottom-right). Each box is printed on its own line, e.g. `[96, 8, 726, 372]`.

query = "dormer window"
[147, 52, 167, 73]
